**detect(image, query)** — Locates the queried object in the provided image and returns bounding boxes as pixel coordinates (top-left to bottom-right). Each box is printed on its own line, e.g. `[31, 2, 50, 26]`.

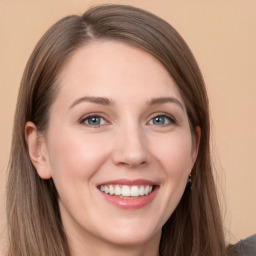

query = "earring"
[188, 174, 192, 184]
[187, 174, 192, 189]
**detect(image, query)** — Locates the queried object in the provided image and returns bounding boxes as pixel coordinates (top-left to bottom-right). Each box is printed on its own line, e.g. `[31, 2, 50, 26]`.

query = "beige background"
[0, 0, 255, 246]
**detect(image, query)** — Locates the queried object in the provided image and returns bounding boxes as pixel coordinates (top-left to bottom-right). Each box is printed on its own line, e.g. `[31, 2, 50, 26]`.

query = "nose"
[111, 124, 149, 168]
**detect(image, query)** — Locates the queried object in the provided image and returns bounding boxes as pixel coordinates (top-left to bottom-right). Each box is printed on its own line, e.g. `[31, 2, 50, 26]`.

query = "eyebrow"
[69, 96, 114, 109]
[69, 96, 184, 110]
[148, 97, 184, 110]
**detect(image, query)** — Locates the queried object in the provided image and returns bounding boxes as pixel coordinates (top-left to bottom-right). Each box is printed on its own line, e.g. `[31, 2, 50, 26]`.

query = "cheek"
[146, 132, 193, 224]
[153, 132, 194, 176]
[46, 131, 112, 219]
[154, 132, 193, 198]
[46, 130, 110, 188]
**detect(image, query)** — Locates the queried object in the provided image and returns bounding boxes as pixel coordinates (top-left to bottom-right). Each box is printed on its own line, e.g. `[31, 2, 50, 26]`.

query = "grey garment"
[229, 234, 256, 256]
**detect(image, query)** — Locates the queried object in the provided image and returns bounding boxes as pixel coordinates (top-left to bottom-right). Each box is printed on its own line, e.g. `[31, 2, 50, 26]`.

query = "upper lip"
[97, 179, 158, 186]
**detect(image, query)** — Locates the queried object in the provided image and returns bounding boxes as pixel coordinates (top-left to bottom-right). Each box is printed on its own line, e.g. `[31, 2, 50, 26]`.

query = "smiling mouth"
[98, 184, 155, 197]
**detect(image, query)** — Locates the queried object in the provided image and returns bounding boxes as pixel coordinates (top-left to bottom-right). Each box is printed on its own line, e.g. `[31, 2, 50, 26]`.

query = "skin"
[26, 40, 200, 256]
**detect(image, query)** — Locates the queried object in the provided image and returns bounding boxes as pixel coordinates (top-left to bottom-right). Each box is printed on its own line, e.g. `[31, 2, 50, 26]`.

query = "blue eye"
[149, 115, 175, 125]
[81, 115, 107, 126]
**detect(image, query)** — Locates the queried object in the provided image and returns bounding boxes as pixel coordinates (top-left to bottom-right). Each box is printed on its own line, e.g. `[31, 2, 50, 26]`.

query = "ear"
[25, 121, 52, 179]
[191, 126, 201, 164]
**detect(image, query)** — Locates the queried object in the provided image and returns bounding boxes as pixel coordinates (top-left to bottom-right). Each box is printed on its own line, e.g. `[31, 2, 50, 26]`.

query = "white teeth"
[130, 186, 139, 196]
[122, 185, 131, 196]
[109, 185, 115, 195]
[144, 185, 149, 195]
[100, 184, 154, 197]
[139, 186, 144, 196]
[115, 185, 122, 195]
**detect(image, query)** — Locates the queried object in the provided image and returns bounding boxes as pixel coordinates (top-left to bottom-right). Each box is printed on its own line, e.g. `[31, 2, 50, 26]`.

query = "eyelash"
[148, 113, 176, 126]
[79, 113, 176, 128]
[80, 114, 108, 127]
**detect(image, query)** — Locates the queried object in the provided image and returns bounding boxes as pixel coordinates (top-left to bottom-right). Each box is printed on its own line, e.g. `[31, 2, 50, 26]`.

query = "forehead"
[56, 40, 184, 105]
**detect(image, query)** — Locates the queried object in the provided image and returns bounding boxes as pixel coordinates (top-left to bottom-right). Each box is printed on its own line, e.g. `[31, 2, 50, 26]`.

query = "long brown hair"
[7, 4, 229, 256]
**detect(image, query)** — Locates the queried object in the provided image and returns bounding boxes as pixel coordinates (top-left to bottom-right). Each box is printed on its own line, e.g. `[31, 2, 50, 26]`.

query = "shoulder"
[229, 234, 256, 256]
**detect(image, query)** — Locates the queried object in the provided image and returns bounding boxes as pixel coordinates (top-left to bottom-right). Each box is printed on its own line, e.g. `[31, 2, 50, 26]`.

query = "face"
[27, 40, 200, 252]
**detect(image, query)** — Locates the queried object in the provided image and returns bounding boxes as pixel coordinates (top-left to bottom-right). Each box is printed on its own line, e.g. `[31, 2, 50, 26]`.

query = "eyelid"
[78, 112, 177, 127]
[147, 112, 177, 125]
[79, 113, 109, 127]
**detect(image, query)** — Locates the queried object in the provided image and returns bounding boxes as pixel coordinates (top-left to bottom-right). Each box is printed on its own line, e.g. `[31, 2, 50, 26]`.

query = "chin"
[96, 219, 162, 247]
[102, 229, 160, 247]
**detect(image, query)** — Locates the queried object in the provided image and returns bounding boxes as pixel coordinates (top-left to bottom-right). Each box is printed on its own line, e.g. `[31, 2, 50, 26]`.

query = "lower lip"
[99, 186, 158, 209]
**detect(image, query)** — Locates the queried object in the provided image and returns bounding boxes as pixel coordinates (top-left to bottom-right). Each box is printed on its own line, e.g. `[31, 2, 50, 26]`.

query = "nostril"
[112, 151, 149, 168]
[119, 159, 147, 168]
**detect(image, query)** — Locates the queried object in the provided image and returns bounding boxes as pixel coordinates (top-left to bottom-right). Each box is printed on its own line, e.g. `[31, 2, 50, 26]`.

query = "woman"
[6, 4, 233, 256]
